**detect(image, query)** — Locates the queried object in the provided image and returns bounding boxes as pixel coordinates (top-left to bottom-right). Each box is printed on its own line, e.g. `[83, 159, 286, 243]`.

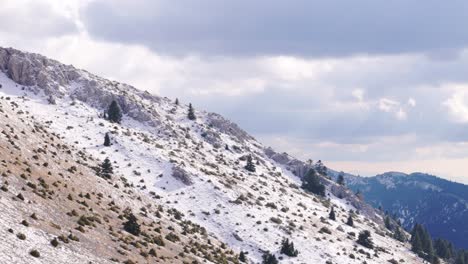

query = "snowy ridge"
[0, 47, 426, 263]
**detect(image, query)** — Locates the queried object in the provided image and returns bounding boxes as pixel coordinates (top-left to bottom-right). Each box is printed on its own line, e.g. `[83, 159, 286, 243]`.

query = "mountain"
[340, 171, 468, 249]
[0, 47, 426, 263]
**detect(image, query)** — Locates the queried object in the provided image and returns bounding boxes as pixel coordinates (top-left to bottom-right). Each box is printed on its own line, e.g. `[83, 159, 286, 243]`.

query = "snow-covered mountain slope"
[0, 76, 237, 264]
[0, 47, 426, 263]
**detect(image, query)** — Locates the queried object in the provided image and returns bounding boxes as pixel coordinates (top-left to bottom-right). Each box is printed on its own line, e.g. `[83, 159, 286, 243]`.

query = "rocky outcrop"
[0, 47, 160, 126]
[201, 129, 223, 148]
[207, 112, 253, 143]
[171, 166, 193, 185]
[264, 147, 311, 178]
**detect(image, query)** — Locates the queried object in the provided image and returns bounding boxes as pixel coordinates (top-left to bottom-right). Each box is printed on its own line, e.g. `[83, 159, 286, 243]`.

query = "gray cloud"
[82, 0, 468, 57]
[0, 1, 77, 38]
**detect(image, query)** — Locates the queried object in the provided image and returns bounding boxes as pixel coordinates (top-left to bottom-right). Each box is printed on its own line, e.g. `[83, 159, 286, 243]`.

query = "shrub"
[16, 233, 26, 240]
[357, 230, 374, 249]
[280, 238, 299, 257]
[262, 252, 278, 264]
[123, 213, 141, 236]
[30, 249, 40, 258]
[50, 238, 59, 247]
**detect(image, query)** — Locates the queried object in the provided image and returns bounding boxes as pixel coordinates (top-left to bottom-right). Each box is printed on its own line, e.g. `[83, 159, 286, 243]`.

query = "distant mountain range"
[334, 171, 468, 249]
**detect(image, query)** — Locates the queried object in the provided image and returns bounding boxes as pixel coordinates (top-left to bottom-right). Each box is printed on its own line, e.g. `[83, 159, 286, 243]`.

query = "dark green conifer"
[107, 100, 122, 123]
[99, 157, 113, 179]
[244, 155, 256, 172]
[104, 133, 111, 147]
[301, 168, 325, 196]
[188, 103, 196, 120]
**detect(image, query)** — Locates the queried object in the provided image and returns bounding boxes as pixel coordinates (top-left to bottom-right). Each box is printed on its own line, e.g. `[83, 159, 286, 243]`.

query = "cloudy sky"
[2, 0, 468, 183]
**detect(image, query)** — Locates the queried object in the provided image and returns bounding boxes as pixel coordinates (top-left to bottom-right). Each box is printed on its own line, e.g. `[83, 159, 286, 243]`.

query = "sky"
[2, 0, 468, 183]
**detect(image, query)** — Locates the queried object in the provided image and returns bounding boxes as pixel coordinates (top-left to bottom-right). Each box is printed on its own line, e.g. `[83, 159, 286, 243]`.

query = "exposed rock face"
[0, 47, 161, 126]
[171, 166, 193, 185]
[207, 112, 253, 143]
[329, 184, 381, 223]
[201, 129, 223, 148]
[265, 147, 311, 178]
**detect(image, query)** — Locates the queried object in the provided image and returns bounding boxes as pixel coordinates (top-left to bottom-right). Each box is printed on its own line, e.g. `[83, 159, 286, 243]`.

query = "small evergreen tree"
[280, 238, 299, 257]
[393, 226, 406, 242]
[107, 100, 122, 124]
[329, 207, 336, 221]
[123, 213, 141, 236]
[239, 251, 247, 262]
[357, 230, 374, 249]
[244, 155, 256, 172]
[188, 103, 196, 120]
[315, 160, 328, 176]
[434, 238, 453, 260]
[346, 215, 354, 227]
[337, 172, 345, 185]
[99, 158, 113, 179]
[301, 168, 325, 196]
[175, 98, 179, 105]
[455, 251, 467, 264]
[261, 252, 278, 264]
[385, 215, 393, 231]
[411, 230, 423, 253]
[104, 133, 111, 147]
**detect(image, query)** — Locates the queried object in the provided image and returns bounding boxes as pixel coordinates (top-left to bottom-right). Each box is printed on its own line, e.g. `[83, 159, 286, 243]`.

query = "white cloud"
[443, 85, 468, 123]
[352, 89, 365, 102]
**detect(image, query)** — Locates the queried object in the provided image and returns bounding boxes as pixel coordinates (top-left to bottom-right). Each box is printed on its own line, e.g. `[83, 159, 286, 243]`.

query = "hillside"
[339, 171, 468, 249]
[0, 47, 425, 263]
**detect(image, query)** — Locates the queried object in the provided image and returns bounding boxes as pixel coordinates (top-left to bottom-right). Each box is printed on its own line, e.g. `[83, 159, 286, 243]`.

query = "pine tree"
[411, 230, 423, 253]
[337, 172, 345, 185]
[385, 215, 393, 231]
[261, 252, 278, 264]
[411, 223, 438, 263]
[280, 238, 299, 257]
[104, 133, 111, 147]
[434, 239, 453, 260]
[188, 103, 196, 120]
[357, 230, 374, 249]
[107, 100, 122, 124]
[346, 215, 354, 227]
[315, 160, 328, 176]
[123, 213, 141, 236]
[301, 168, 325, 196]
[455, 251, 467, 264]
[239, 251, 247, 262]
[393, 226, 406, 242]
[329, 207, 336, 221]
[244, 155, 256, 172]
[99, 158, 113, 179]
[175, 98, 179, 105]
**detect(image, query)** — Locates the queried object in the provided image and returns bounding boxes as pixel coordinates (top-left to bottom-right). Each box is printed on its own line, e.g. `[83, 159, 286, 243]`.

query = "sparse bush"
[29, 249, 40, 258]
[123, 213, 141, 236]
[50, 238, 59, 247]
[357, 230, 374, 249]
[16, 233, 26, 240]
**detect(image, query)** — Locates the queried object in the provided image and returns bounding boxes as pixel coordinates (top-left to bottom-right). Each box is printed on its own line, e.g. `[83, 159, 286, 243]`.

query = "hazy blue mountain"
[335, 171, 468, 249]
